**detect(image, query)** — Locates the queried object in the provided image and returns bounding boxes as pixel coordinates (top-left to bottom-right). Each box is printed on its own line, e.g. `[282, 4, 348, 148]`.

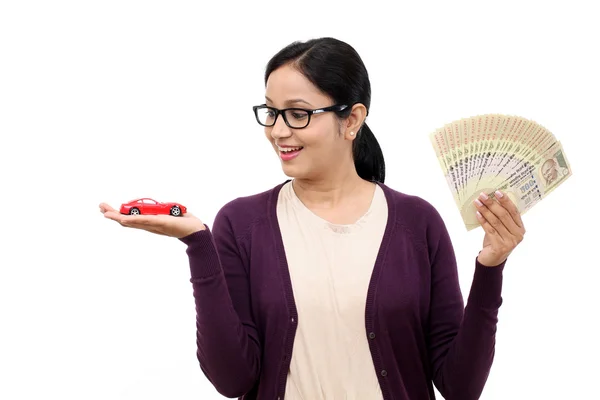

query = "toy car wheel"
[170, 206, 181, 216]
[129, 208, 140, 215]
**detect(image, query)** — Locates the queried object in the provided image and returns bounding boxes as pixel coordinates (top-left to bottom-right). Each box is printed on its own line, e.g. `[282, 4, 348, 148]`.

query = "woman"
[100, 37, 525, 400]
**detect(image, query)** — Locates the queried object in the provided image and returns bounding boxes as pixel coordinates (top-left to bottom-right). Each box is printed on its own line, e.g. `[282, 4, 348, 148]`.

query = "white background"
[1, 0, 598, 399]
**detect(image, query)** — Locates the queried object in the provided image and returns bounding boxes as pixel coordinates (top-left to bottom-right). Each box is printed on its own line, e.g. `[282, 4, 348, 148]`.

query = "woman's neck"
[291, 169, 373, 210]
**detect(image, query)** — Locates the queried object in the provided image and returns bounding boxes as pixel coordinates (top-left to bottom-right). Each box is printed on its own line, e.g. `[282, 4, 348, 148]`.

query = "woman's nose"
[270, 115, 292, 139]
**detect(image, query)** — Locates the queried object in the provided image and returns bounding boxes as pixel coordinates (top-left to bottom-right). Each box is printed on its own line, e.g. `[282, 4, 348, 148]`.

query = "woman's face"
[263, 64, 354, 180]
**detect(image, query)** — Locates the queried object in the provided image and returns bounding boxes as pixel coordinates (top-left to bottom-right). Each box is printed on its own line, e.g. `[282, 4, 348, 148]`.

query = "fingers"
[105, 212, 161, 226]
[474, 190, 525, 243]
[102, 211, 134, 229]
[475, 197, 511, 240]
[492, 190, 526, 243]
[103, 210, 176, 234]
[102, 210, 126, 222]
[99, 202, 117, 214]
[494, 190, 525, 232]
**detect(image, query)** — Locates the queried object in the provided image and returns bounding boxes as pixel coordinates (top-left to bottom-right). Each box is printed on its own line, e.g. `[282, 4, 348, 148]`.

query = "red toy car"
[120, 198, 187, 216]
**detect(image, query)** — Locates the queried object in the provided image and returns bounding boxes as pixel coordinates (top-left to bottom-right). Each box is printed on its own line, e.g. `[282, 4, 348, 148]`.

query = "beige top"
[276, 180, 387, 399]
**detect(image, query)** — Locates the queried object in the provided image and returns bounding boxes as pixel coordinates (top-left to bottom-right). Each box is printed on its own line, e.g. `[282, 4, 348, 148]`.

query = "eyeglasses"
[252, 104, 349, 129]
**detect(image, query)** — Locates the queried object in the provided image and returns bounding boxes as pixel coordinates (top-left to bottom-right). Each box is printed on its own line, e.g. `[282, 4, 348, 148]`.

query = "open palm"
[99, 202, 206, 238]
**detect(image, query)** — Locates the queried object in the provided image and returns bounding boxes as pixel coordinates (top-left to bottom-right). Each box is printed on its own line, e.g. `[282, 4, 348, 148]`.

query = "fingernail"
[474, 199, 483, 207]
[479, 192, 488, 200]
[495, 190, 504, 198]
[476, 211, 482, 219]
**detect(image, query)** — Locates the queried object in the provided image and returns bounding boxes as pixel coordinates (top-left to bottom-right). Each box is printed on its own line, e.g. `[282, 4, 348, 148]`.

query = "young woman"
[100, 37, 526, 400]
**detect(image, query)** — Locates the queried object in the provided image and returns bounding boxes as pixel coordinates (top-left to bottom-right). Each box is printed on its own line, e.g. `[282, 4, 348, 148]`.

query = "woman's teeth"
[280, 147, 303, 152]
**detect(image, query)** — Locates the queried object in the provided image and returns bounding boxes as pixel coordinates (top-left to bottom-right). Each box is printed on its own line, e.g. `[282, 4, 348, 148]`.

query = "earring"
[350, 131, 355, 136]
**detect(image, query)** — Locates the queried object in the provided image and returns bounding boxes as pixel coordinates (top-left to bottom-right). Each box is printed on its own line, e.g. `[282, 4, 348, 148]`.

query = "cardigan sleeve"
[425, 207, 505, 400]
[179, 206, 260, 398]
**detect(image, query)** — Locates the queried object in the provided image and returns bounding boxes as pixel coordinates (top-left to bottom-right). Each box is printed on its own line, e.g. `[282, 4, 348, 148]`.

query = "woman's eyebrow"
[265, 96, 313, 107]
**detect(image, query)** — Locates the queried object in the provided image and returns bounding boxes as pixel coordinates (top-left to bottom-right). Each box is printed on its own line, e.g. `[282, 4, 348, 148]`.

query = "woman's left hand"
[474, 190, 526, 267]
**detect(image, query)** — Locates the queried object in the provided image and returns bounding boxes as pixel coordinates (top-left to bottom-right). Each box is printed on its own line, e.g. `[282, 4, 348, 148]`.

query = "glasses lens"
[255, 106, 276, 126]
[284, 109, 309, 128]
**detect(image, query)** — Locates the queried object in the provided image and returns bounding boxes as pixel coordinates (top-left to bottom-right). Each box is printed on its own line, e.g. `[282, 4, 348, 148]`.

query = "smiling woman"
[100, 37, 526, 400]
[252, 40, 385, 185]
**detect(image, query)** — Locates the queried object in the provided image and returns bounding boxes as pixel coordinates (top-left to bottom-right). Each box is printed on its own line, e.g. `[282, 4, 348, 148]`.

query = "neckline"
[284, 179, 381, 234]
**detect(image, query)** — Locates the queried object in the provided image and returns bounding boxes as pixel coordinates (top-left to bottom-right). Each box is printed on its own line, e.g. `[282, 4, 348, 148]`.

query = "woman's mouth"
[278, 146, 303, 161]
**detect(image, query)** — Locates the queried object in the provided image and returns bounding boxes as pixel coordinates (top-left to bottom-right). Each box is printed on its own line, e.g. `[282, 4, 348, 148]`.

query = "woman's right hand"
[99, 203, 206, 238]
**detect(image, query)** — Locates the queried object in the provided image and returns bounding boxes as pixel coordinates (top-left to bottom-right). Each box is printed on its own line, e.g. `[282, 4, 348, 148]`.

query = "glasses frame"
[252, 104, 349, 129]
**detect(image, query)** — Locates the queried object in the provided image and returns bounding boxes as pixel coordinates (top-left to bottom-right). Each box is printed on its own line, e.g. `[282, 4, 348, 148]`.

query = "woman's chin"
[281, 164, 305, 179]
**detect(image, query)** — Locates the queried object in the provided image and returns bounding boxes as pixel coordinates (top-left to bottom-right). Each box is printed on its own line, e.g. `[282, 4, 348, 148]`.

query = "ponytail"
[353, 123, 385, 183]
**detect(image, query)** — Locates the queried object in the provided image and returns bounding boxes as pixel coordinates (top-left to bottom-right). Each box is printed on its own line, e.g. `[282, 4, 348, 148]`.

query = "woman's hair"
[264, 37, 386, 183]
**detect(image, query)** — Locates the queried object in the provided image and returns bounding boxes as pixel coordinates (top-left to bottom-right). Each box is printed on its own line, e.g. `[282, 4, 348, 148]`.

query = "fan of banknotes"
[429, 114, 572, 231]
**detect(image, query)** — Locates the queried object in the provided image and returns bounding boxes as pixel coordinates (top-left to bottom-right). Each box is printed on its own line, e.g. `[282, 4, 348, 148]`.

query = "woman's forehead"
[265, 80, 327, 107]
[265, 65, 328, 105]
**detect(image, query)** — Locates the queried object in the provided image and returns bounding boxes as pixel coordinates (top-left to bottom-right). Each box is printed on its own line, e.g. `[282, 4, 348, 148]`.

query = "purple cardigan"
[179, 180, 505, 400]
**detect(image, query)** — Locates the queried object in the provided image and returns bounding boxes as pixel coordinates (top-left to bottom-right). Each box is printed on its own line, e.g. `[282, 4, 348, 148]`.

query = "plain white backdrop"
[1, 0, 598, 399]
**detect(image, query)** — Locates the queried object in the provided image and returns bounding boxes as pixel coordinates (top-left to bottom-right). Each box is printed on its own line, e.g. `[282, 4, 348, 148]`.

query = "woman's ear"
[343, 103, 367, 139]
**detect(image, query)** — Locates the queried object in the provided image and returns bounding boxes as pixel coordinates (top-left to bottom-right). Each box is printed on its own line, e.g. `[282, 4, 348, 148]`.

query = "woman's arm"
[180, 206, 260, 398]
[425, 208, 505, 400]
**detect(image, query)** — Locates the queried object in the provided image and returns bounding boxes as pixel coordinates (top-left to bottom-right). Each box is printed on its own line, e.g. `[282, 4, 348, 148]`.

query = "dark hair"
[264, 37, 385, 183]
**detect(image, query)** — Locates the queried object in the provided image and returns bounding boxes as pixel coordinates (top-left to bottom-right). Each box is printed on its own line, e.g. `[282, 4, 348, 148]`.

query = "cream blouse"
[276, 180, 387, 399]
